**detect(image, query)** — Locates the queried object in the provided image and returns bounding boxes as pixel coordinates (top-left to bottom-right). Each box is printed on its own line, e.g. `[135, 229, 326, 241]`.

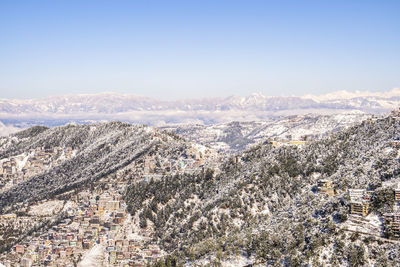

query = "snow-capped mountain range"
[0, 89, 399, 128]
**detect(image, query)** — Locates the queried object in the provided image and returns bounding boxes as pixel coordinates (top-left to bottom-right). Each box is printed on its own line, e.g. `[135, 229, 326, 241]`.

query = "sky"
[0, 0, 399, 100]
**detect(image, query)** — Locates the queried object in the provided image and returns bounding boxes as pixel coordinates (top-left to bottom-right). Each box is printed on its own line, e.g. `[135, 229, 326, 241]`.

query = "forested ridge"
[0, 122, 189, 213]
[126, 115, 400, 266]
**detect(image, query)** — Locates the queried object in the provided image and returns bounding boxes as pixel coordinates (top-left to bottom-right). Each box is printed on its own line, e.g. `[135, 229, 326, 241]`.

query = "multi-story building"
[395, 188, 400, 202]
[350, 201, 369, 216]
[348, 189, 365, 202]
[384, 213, 400, 238]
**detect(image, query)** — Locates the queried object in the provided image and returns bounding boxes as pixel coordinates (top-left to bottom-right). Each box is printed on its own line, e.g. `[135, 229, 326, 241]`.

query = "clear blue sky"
[0, 0, 399, 99]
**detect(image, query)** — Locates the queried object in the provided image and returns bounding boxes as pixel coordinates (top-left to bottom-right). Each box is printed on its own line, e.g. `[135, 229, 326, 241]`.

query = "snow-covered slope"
[125, 113, 400, 266]
[0, 121, 23, 136]
[0, 122, 195, 212]
[0, 89, 399, 126]
[2, 111, 400, 266]
[161, 112, 373, 152]
[77, 245, 105, 267]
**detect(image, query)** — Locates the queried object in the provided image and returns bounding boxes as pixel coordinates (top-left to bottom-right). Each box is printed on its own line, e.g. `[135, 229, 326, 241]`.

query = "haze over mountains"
[0, 89, 399, 129]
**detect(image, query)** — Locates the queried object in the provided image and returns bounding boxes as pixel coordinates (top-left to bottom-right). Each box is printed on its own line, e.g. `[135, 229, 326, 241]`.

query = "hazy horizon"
[1, 87, 400, 102]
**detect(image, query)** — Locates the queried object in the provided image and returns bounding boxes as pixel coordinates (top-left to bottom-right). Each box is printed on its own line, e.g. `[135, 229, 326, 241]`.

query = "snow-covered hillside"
[125, 111, 400, 266]
[0, 122, 201, 212]
[0, 121, 23, 136]
[2, 111, 400, 266]
[161, 112, 373, 152]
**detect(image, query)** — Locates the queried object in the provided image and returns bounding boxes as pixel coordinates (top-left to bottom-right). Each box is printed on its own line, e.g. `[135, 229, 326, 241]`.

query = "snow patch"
[78, 244, 105, 267]
[28, 200, 64, 216]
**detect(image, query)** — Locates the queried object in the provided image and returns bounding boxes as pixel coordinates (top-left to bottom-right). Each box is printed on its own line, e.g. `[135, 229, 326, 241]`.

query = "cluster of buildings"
[142, 145, 220, 178]
[106, 239, 161, 265]
[270, 140, 307, 148]
[315, 178, 400, 241]
[0, 146, 73, 191]
[346, 185, 400, 240]
[0, 188, 162, 267]
[0, 144, 222, 266]
[316, 180, 373, 217]
[267, 135, 311, 148]
[383, 188, 400, 239]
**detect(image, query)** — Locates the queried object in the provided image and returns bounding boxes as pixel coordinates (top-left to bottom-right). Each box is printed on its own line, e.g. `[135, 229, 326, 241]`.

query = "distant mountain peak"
[302, 88, 400, 102]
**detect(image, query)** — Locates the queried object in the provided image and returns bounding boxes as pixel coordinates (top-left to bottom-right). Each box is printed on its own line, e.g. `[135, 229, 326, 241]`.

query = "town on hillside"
[0, 144, 220, 267]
